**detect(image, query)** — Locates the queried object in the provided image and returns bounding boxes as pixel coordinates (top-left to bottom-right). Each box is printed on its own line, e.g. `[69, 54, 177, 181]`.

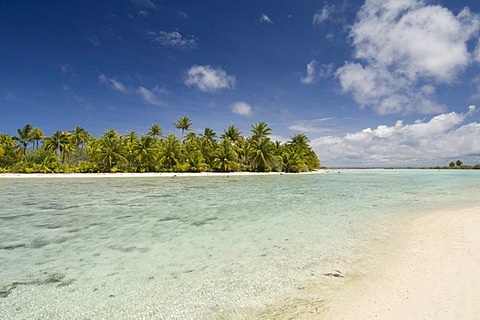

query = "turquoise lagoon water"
[1, 170, 479, 319]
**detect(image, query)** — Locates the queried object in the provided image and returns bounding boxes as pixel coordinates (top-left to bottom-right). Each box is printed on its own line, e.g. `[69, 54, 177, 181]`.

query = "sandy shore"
[323, 206, 480, 319]
[0, 170, 326, 179]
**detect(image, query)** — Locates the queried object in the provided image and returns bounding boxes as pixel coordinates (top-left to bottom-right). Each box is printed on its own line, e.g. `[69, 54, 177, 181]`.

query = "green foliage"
[174, 116, 192, 138]
[0, 120, 321, 173]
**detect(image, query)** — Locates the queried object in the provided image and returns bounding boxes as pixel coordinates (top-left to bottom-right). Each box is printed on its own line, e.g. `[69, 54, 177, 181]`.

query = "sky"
[1, 0, 480, 167]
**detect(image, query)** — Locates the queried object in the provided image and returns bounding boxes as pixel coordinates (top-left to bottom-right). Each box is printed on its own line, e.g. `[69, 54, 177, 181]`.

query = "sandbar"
[323, 206, 480, 319]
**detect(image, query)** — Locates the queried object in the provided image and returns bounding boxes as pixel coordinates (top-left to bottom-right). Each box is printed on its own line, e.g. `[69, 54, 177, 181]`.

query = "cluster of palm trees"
[0, 117, 320, 173]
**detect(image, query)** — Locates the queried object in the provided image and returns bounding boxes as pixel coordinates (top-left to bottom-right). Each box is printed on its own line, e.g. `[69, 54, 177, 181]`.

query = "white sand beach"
[323, 206, 480, 319]
[0, 170, 326, 179]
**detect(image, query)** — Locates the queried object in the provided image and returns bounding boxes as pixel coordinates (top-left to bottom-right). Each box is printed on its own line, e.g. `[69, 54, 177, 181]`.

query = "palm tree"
[135, 135, 159, 171]
[213, 139, 237, 172]
[148, 123, 163, 138]
[184, 131, 197, 142]
[30, 127, 45, 149]
[249, 137, 276, 172]
[235, 137, 252, 168]
[281, 150, 305, 173]
[251, 121, 272, 140]
[14, 124, 34, 156]
[0, 133, 18, 167]
[124, 131, 139, 170]
[174, 116, 192, 138]
[221, 125, 241, 144]
[201, 127, 216, 142]
[290, 133, 310, 147]
[159, 133, 181, 170]
[94, 130, 127, 171]
[71, 126, 91, 148]
[44, 130, 71, 163]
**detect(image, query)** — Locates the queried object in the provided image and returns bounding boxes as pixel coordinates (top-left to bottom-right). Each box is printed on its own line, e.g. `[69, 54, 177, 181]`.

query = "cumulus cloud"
[313, 3, 334, 25]
[147, 30, 197, 49]
[311, 106, 480, 167]
[337, 0, 480, 114]
[99, 74, 128, 93]
[259, 13, 273, 24]
[184, 65, 236, 92]
[137, 86, 165, 106]
[230, 101, 253, 116]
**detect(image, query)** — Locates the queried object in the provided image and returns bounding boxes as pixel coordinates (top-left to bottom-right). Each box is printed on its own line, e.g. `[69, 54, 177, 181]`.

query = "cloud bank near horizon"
[311, 106, 480, 167]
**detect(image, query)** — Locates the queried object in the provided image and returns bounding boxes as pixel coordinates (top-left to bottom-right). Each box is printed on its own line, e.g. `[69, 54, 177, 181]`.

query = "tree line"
[0, 117, 320, 173]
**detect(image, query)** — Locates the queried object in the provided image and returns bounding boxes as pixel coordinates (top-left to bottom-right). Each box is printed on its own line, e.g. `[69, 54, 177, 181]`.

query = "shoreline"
[0, 170, 326, 179]
[323, 206, 480, 319]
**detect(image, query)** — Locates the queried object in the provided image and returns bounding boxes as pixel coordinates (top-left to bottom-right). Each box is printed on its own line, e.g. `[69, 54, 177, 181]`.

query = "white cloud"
[98, 74, 128, 93]
[300, 60, 317, 84]
[230, 101, 253, 116]
[137, 86, 164, 106]
[138, 10, 149, 17]
[300, 60, 334, 84]
[313, 3, 334, 25]
[259, 13, 273, 24]
[288, 118, 335, 133]
[178, 11, 189, 19]
[270, 134, 289, 143]
[148, 31, 197, 49]
[311, 106, 480, 167]
[184, 65, 236, 92]
[337, 0, 480, 114]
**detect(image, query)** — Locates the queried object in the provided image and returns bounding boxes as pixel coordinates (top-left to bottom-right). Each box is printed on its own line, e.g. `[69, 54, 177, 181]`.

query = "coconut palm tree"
[148, 123, 163, 138]
[159, 133, 181, 170]
[30, 127, 45, 149]
[174, 116, 192, 138]
[14, 124, 34, 156]
[44, 130, 71, 163]
[94, 130, 127, 171]
[221, 125, 241, 144]
[213, 139, 237, 172]
[290, 133, 310, 147]
[235, 137, 252, 168]
[124, 131, 139, 169]
[0, 133, 18, 167]
[280, 148, 306, 172]
[135, 135, 159, 171]
[249, 137, 276, 172]
[201, 127, 216, 142]
[71, 126, 91, 148]
[251, 121, 272, 140]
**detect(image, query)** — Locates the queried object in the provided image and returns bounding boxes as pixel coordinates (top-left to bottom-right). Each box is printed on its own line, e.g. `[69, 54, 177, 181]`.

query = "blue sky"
[1, 0, 480, 167]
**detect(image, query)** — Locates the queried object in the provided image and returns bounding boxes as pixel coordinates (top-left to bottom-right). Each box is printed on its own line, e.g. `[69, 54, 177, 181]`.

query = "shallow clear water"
[1, 170, 479, 319]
